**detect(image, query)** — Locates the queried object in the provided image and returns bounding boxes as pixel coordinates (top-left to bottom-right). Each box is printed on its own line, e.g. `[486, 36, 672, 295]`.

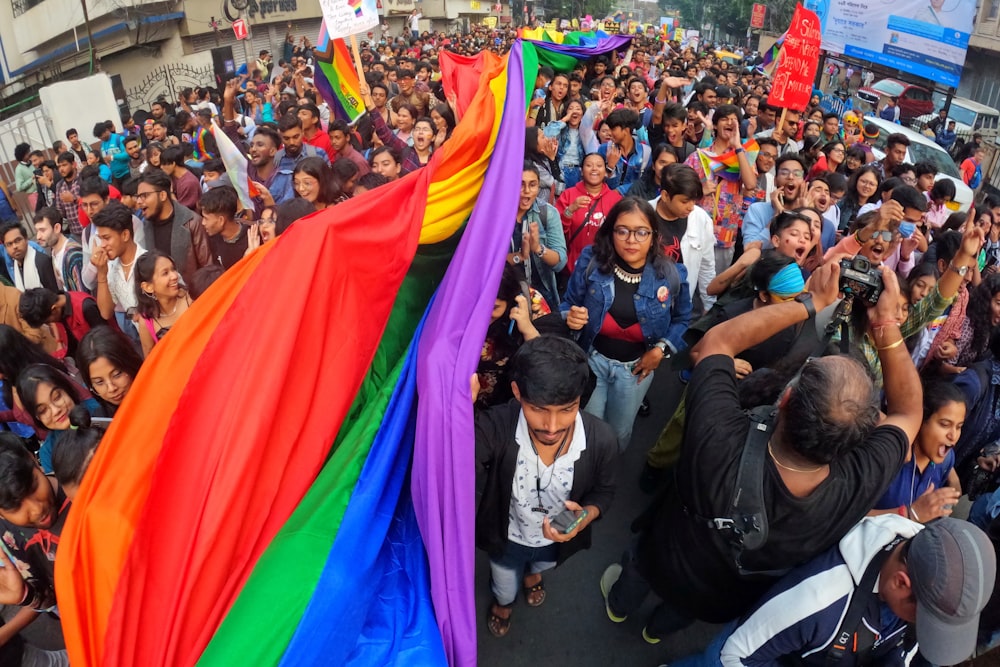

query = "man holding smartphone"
[475, 335, 618, 638]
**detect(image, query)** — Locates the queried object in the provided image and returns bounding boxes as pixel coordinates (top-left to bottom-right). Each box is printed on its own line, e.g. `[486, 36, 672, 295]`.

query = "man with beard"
[742, 155, 834, 250]
[475, 336, 617, 638]
[0, 223, 58, 292]
[273, 114, 328, 203]
[54, 152, 82, 237]
[124, 135, 144, 178]
[755, 107, 803, 155]
[33, 207, 83, 292]
[136, 171, 211, 288]
[247, 126, 293, 210]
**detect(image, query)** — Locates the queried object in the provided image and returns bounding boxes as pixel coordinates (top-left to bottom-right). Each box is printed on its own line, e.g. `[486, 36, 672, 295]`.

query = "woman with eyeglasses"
[561, 197, 691, 450]
[837, 165, 881, 232]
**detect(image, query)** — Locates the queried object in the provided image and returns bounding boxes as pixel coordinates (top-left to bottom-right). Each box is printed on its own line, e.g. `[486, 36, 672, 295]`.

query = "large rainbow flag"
[54, 34, 631, 667]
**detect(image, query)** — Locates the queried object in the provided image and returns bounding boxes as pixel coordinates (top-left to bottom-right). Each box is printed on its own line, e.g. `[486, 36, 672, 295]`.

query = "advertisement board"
[804, 0, 975, 87]
[751, 3, 767, 28]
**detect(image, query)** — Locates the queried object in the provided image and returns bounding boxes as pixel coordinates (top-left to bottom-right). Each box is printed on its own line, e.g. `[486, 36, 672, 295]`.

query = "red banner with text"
[751, 3, 766, 29]
[767, 3, 822, 112]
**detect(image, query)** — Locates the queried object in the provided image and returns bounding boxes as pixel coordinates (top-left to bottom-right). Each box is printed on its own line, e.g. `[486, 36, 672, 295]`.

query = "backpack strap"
[700, 405, 787, 576]
[825, 536, 906, 665]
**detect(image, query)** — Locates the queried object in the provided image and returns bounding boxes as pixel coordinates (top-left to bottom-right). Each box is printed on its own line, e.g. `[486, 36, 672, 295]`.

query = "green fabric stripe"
[196, 235, 459, 667]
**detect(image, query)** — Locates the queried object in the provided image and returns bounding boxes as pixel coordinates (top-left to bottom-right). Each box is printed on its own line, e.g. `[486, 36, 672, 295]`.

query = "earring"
[143, 291, 155, 299]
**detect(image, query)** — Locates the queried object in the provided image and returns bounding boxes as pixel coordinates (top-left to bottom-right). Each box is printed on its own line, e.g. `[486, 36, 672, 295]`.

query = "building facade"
[958, 0, 1000, 109]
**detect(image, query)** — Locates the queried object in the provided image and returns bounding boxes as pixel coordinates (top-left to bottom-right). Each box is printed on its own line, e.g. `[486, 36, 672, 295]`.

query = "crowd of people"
[0, 21, 996, 666]
[468, 27, 1000, 667]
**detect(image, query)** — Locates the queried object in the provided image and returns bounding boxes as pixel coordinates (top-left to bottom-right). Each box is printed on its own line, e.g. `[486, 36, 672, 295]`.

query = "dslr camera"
[838, 255, 883, 306]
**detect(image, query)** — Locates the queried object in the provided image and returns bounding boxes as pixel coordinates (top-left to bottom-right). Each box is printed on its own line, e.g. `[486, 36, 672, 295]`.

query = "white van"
[913, 95, 1000, 139]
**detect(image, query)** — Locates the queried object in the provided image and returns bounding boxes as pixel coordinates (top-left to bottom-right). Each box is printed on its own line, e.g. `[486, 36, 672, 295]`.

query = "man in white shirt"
[89, 200, 145, 344]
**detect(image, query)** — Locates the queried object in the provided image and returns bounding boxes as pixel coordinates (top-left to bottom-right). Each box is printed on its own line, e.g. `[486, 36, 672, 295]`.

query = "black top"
[655, 212, 687, 264]
[151, 213, 174, 256]
[635, 354, 908, 622]
[475, 401, 618, 564]
[208, 224, 249, 270]
[593, 262, 645, 362]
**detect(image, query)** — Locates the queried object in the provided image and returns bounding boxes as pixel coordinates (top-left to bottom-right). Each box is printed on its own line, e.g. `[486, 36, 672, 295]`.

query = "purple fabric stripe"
[528, 34, 634, 57]
[411, 43, 527, 667]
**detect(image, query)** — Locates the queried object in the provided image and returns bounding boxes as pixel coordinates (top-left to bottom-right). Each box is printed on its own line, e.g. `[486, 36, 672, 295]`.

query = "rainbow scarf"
[54, 38, 616, 667]
[697, 138, 760, 182]
[314, 21, 365, 125]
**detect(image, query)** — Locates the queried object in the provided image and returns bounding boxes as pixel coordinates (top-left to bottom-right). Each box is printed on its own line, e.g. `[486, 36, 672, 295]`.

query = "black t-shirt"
[636, 354, 908, 622]
[209, 224, 249, 270]
[593, 269, 644, 362]
[655, 212, 687, 264]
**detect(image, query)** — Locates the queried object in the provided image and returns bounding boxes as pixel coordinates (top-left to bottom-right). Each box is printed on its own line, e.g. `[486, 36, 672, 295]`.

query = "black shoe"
[639, 462, 663, 494]
[638, 398, 651, 417]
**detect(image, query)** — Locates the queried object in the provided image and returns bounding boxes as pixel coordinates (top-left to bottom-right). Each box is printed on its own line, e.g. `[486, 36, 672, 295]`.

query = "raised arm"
[692, 260, 841, 364]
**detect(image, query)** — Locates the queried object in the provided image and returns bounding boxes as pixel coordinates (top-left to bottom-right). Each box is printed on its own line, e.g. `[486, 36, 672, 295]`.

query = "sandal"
[487, 601, 512, 638]
[523, 574, 546, 607]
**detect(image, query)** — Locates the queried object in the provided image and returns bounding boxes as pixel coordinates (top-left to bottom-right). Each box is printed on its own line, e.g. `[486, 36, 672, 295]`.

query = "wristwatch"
[653, 340, 671, 358]
[536, 245, 547, 258]
[512, 254, 522, 264]
[949, 262, 969, 277]
[794, 292, 816, 318]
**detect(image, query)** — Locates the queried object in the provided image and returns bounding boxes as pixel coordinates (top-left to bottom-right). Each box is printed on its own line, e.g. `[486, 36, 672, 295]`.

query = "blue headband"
[767, 263, 805, 298]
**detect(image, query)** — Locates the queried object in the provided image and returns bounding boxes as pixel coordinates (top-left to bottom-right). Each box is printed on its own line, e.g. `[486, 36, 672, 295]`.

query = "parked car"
[855, 79, 934, 123]
[864, 116, 975, 211]
[912, 95, 1000, 139]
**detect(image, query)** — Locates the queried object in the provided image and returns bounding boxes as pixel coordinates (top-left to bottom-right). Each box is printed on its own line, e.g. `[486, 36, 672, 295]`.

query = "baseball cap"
[715, 85, 733, 99]
[909, 518, 997, 665]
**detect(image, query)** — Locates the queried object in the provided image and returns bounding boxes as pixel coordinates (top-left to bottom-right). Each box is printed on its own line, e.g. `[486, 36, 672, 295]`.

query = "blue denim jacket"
[560, 246, 691, 353]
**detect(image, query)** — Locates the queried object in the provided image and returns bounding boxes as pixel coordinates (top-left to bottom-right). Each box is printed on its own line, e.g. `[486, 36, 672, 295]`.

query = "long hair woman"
[561, 197, 691, 450]
[76, 326, 144, 415]
[134, 250, 192, 357]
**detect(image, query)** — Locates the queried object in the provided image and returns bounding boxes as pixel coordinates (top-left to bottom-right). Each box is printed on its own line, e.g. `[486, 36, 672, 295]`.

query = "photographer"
[601, 260, 923, 643]
[475, 336, 617, 638]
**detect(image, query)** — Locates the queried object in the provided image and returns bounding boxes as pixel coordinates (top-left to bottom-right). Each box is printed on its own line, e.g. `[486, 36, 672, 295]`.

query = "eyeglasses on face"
[136, 190, 164, 201]
[777, 168, 805, 178]
[613, 227, 652, 242]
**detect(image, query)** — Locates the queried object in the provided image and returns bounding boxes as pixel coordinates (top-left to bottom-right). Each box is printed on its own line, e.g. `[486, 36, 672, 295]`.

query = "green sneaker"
[600, 564, 627, 623]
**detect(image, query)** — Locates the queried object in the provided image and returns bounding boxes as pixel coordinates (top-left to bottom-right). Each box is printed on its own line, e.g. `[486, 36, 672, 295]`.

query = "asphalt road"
[475, 358, 724, 667]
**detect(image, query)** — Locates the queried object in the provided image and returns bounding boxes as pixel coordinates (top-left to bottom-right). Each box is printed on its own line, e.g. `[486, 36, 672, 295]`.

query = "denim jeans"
[670, 622, 736, 667]
[489, 540, 558, 606]
[561, 165, 582, 189]
[585, 349, 653, 451]
[607, 540, 695, 638]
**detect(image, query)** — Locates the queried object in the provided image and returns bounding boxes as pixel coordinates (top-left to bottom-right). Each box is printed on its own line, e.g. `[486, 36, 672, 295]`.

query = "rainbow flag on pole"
[53, 36, 633, 667]
[313, 20, 365, 125]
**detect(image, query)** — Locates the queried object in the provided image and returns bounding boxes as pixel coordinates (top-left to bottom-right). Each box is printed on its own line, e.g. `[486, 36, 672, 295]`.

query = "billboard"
[804, 0, 975, 87]
[751, 3, 767, 28]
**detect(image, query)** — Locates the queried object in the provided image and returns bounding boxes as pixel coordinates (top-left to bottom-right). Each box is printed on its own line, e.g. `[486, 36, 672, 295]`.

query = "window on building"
[988, 0, 999, 20]
[12, 0, 46, 17]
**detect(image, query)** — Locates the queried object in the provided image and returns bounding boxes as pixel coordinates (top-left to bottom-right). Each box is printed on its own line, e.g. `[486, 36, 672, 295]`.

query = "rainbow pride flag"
[313, 20, 365, 125]
[697, 138, 761, 182]
[54, 37, 620, 667]
[761, 31, 785, 78]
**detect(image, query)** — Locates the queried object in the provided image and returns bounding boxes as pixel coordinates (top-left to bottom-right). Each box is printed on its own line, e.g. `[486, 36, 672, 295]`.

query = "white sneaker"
[600, 563, 627, 623]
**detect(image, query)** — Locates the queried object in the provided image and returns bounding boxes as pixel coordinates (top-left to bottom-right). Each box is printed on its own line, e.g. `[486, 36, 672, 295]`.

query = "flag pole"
[349, 34, 366, 93]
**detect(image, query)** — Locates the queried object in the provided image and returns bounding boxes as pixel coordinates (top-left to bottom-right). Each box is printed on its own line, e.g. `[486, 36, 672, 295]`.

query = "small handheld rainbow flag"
[761, 31, 785, 78]
[314, 21, 365, 125]
[697, 139, 760, 182]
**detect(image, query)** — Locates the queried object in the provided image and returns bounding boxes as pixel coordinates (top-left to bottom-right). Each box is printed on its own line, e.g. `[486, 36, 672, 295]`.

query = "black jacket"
[475, 401, 618, 564]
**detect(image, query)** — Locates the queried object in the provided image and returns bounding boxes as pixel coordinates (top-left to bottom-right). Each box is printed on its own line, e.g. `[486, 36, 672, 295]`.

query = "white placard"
[320, 0, 380, 40]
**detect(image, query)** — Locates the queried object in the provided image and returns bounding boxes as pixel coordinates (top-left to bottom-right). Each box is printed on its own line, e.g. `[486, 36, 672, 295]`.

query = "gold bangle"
[876, 338, 904, 351]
